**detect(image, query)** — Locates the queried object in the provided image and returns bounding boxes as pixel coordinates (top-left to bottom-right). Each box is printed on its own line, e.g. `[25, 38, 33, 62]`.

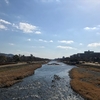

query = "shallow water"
[0, 61, 84, 100]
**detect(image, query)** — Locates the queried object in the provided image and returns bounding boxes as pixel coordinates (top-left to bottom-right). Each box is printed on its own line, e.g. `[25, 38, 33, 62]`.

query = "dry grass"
[0, 63, 43, 88]
[69, 66, 100, 100]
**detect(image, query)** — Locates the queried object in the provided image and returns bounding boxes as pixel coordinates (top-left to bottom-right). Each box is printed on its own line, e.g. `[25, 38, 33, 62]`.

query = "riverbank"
[69, 64, 100, 100]
[0, 61, 45, 88]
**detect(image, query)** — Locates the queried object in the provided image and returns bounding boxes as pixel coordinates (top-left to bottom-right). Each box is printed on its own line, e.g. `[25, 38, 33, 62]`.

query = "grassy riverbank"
[69, 64, 100, 100]
[0, 61, 45, 88]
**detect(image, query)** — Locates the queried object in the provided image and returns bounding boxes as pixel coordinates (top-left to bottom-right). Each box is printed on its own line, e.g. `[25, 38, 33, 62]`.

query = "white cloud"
[9, 43, 15, 46]
[0, 20, 42, 34]
[27, 39, 31, 41]
[35, 31, 41, 34]
[79, 43, 83, 45]
[0, 24, 7, 30]
[88, 43, 100, 47]
[39, 39, 53, 43]
[18, 22, 41, 34]
[0, 19, 11, 30]
[57, 46, 76, 50]
[12, 23, 19, 29]
[39, 39, 44, 42]
[5, 0, 9, 5]
[0, 19, 11, 25]
[58, 40, 74, 44]
[31, 46, 45, 48]
[49, 40, 53, 43]
[84, 25, 100, 31]
[19, 22, 37, 33]
[39, 39, 47, 42]
[84, 27, 97, 30]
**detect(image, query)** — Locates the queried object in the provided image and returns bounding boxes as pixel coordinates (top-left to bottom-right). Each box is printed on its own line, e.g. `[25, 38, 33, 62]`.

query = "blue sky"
[0, 0, 100, 58]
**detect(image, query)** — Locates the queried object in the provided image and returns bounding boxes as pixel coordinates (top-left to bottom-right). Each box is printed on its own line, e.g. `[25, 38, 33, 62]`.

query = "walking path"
[0, 62, 27, 68]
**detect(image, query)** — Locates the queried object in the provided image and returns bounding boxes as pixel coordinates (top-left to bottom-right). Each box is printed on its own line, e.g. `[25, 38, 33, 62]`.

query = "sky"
[0, 0, 100, 59]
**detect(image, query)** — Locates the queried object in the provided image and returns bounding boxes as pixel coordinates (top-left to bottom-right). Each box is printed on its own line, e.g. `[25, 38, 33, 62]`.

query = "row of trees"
[0, 54, 49, 65]
[57, 52, 100, 64]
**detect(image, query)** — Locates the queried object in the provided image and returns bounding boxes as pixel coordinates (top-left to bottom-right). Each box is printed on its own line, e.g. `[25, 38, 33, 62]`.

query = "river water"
[0, 61, 84, 100]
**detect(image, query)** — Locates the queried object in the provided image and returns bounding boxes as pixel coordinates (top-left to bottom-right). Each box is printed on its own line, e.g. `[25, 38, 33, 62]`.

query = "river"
[0, 61, 84, 100]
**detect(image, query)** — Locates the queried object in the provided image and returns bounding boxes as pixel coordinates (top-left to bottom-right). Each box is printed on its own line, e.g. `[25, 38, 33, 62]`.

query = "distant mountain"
[0, 53, 14, 57]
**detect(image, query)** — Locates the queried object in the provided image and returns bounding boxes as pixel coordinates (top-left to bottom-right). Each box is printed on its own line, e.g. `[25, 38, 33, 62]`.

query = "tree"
[13, 55, 20, 62]
[0, 55, 7, 64]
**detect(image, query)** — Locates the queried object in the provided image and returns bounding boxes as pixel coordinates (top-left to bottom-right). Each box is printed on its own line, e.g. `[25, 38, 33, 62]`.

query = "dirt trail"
[0, 62, 27, 68]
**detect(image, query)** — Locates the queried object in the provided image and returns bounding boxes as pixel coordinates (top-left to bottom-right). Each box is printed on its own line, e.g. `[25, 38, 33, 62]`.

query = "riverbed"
[0, 61, 84, 100]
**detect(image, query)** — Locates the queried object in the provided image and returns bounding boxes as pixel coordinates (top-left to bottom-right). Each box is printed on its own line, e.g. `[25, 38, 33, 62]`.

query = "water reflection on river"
[0, 61, 84, 100]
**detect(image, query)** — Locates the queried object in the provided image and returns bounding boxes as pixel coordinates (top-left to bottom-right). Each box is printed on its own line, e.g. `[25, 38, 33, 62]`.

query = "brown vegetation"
[0, 62, 44, 88]
[69, 65, 100, 100]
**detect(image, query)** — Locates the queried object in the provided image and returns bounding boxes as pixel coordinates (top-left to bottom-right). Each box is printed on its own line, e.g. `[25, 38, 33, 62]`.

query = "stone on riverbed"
[54, 75, 61, 80]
